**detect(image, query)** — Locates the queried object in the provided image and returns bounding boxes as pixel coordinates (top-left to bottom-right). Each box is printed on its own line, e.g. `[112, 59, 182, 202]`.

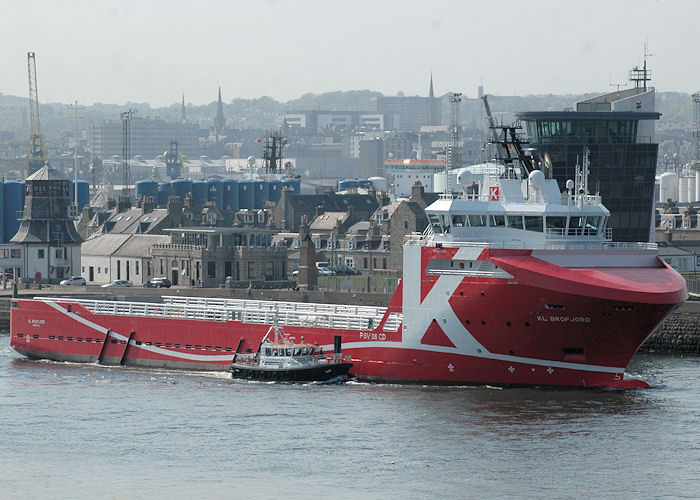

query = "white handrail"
[38, 296, 395, 332]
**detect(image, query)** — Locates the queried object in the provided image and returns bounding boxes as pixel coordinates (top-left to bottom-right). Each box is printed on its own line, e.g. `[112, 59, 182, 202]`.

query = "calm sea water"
[0, 332, 698, 499]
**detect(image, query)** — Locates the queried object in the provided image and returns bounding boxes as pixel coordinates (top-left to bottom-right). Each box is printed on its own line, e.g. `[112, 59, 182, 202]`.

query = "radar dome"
[529, 170, 545, 189]
[566, 179, 574, 190]
[247, 156, 255, 166]
[457, 169, 473, 187]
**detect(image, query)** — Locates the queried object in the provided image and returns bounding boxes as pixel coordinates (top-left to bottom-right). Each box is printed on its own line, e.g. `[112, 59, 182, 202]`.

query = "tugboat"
[230, 326, 353, 382]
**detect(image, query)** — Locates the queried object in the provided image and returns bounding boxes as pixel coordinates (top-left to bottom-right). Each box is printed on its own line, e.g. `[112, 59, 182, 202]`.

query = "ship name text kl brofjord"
[10, 157, 687, 388]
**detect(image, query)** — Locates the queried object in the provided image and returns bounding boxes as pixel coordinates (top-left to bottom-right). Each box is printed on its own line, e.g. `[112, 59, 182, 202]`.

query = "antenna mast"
[628, 42, 653, 92]
[121, 109, 135, 196]
[447, 92, 462, 192]
[693, 92, 700, 170]
[68, 100, 84, 218]
[263, 130, 285, 174]
[26, 52, 47, 176]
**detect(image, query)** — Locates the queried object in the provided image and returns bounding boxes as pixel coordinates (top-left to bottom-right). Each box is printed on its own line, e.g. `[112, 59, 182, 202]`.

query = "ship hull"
[10, 254, 685, 389]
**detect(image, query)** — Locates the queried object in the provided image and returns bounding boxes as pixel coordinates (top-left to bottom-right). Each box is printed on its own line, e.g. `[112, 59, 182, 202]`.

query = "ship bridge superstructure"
[420, 167, 656, 252]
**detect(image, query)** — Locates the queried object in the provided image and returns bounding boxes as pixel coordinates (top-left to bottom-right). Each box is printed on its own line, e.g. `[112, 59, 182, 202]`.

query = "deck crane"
[26, 52, 47, 177]
[480, 93, 506, 159]
[481, 94, 538, 178]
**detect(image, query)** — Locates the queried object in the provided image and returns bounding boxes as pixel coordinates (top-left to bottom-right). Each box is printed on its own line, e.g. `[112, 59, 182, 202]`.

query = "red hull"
[10, 248, 687, 388]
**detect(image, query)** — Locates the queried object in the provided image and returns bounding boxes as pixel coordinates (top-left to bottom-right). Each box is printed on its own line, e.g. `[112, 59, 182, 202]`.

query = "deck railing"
[38, 295, 400, 332]
[404, 232, 657, 251]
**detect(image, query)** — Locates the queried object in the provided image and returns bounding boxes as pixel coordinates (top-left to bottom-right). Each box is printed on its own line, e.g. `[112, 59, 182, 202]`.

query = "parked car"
[101, 279, 133, 288]
[316, 266, 336, 276]
[144, 277, 172, 288]
[332, 265, 361, 275]
[59, 276, 86, 286]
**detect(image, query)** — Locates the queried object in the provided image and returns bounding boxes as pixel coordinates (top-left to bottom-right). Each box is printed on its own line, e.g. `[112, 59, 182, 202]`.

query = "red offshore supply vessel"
[10, 155, 686, 388]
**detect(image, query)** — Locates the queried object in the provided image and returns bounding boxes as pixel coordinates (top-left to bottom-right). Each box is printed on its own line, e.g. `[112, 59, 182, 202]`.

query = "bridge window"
[546, 216, 567, 232]
[507, 215, 523, 229]
[568, 216, 583, 235]
[585, 216, 601, 235]
[524, 216, 543, 232]
[452, 215, 465, 227]
[490, 215, 505, 227]
[468, 215, 486, 227]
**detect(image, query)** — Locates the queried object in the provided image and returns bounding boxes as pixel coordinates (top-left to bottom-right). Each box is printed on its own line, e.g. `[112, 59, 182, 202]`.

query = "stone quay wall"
[638, 301, 700, 355]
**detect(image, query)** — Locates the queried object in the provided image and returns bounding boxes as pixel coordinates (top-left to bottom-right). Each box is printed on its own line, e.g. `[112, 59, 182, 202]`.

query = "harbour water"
[0, 332, 698, 499]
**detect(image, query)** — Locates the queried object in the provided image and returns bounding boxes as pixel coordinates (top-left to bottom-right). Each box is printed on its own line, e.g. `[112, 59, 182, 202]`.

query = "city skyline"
[0, 0, 698, 107]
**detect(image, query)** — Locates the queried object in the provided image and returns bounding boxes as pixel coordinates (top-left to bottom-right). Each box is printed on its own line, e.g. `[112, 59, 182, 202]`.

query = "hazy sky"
[1, 0, 697, 107]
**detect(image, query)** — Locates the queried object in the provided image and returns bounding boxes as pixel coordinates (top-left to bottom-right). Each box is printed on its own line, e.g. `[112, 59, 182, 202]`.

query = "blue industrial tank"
[0, 181, 4, 244]
[338, 179, 359, 191]
[157, 183, 171, 206]
[135, 179, 158, 200]
[170, 179, 192, 203]
[69, 180, 90, 209]
[268, 180, 284, 203]
[253, 181, 268, 209]
[192, 180, 208, 206]
[237, 180, 253, 209]
[3, 180, 24, 243]
[282, 178, 301, 195]
[222, 179, 238, 211]
[207, 178, 223, 209]
[77, 180, 90, 208]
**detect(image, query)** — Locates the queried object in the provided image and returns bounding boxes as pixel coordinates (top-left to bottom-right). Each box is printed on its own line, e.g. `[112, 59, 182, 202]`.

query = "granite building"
[9, 165, 83, 283]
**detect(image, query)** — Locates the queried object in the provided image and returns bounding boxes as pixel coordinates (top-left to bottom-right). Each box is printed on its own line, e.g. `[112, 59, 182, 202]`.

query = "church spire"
[428, 72, 440, 126]
[181, 93, 186, 123]
[214, 86, 226, 136]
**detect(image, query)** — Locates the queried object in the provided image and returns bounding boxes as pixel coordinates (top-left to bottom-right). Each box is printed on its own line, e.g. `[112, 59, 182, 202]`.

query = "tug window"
[452, 215, 465, 227]
[440, 215, 450, 233]
[428, 214, 442, 232]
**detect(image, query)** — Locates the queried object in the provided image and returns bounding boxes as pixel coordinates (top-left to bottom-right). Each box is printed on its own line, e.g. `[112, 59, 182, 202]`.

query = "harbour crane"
[26, 52, 47, 177]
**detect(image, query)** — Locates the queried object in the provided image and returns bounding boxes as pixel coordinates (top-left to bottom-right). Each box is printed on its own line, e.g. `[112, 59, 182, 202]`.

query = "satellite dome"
[566, 179, 575, 190]
[457, 169, 473, 187]
[529, 170, 545, 189]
